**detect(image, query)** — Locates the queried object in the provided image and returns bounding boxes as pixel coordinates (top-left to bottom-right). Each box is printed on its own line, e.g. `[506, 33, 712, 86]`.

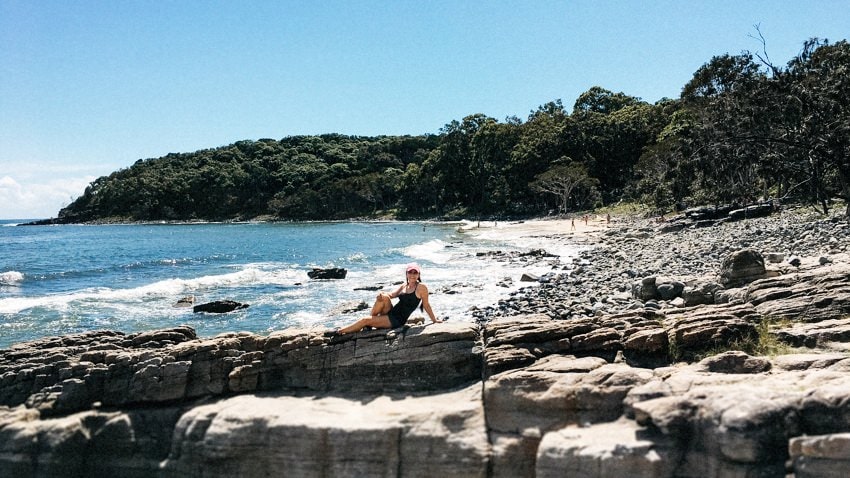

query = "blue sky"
[2, 0, 849, 219]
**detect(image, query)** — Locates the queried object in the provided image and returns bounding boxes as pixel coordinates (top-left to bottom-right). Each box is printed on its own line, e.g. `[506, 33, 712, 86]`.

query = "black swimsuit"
[387, 283, 421, 328]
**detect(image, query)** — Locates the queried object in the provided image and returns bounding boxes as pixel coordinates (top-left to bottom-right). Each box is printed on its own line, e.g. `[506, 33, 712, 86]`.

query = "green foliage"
[635, 39, 850, 216]
[61, 135, 441, 221]
[568, 90, 671, 203]
[58, 38, 850, 222]
[573, 86, 642, 115]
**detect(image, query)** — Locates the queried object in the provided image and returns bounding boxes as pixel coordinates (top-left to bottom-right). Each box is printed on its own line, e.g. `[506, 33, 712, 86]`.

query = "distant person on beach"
[336, 263, 441, 334]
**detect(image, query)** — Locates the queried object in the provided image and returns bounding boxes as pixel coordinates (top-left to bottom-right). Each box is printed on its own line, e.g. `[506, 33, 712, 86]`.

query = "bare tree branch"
[748, 23, 781, 76]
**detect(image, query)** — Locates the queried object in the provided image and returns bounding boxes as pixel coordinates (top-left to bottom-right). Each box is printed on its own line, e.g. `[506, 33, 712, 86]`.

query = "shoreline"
[5, 208, 847, 348]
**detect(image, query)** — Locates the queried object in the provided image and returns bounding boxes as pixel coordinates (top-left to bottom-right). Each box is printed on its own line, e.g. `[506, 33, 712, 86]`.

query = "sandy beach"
[459, 215, 612, 244]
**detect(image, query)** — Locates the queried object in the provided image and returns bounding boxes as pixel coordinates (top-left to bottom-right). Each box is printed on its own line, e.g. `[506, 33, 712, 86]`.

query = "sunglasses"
[407, 270, 420, 274]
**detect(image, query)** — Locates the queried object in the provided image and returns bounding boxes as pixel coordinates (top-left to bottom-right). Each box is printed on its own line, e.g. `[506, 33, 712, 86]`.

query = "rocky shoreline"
[476, 207, 849, 323]
[2, 206, 850, 477]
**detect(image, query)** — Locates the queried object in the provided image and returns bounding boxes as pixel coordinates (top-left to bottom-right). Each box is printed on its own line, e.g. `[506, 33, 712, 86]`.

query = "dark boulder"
[684, 204, 737, 221]
[719, 249, 766, 287]
[308, 268, 348, 279]
[193, 300, 249, 314]
[728, 203, 774, 221]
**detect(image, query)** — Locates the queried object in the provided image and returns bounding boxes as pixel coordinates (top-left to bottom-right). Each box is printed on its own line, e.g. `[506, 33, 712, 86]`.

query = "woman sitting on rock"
[337, 263, 441, 334]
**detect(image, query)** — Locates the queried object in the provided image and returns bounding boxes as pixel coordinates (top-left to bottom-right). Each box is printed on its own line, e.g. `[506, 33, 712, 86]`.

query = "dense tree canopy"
[633, 38, 850, 216]
[57, 37, 850, 222]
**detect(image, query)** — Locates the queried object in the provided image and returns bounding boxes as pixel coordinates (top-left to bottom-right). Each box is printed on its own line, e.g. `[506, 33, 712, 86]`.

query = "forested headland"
[55, 38, 850, 223]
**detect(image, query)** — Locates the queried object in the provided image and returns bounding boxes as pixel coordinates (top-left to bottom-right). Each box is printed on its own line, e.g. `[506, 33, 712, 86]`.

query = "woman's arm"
[388, 284, 404, 299]
[418, 284, 441, 323]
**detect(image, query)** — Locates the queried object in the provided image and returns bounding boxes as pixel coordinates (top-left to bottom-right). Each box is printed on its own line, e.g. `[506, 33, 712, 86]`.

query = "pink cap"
[406, 263, 420, 273]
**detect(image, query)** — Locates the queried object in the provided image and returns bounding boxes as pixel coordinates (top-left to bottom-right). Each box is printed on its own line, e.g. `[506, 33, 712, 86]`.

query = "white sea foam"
[347, 252, 368, 263]
[0, 267, 302, 314]
[283, 310, 328, 329]
[401, 239, 455, 264]
[0, 271, 24, 285]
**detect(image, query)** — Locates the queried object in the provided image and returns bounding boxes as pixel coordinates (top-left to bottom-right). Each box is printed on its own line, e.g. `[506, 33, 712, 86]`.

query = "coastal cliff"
[2, 211, 850, 477]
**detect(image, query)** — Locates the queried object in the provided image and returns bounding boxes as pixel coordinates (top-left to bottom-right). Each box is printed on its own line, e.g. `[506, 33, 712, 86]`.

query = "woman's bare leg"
[338, 314, 393, 334]
[334, 293, 393, 335]
[371, 293, 392, 316]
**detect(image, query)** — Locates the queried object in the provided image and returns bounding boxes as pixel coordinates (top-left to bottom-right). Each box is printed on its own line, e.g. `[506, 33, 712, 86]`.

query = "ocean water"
[0, 220, 580, 349]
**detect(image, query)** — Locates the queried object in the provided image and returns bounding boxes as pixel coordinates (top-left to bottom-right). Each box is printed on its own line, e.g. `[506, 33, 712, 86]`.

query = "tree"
[422, 114, 494, 214]
[531, 161, 596, 213]
[631, 106, 699, 210]
[568, 91, 668, 203]
[506, 101, 571, 212]
[468, 119, 520, 216]
[573, 86, 641, 115]
[784, 39, 850, 215]
[679, 53, 770, 205]
[55, 37, 850, 223]
[681, 54, 763, 101]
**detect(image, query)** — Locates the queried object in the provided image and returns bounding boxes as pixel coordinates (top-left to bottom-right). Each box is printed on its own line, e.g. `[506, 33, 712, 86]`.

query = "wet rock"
[307, 267, 347, 279]
[173, 295, 195, 307]
[192, 300, 249, 314]
[328, 300, 369, 315]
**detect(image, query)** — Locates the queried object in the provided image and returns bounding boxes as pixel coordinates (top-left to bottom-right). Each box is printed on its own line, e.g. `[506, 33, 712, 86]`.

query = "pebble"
[474, 207, 849, 322]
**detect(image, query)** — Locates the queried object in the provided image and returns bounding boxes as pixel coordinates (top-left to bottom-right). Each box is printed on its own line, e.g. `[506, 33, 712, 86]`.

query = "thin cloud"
[0, 175, 95, 219]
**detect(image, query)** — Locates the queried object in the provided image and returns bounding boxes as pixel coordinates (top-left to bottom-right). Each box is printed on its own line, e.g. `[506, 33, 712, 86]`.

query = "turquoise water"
[1, 220, 571, 348]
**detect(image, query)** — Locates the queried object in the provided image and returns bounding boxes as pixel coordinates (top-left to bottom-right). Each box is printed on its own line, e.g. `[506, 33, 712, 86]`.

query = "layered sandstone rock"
[1, 322, 481, 416]
[161, 386, 489, 477]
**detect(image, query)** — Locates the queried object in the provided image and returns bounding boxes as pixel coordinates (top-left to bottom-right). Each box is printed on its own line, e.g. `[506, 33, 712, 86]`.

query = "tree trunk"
[820, 197, 830, 215]
[839, 169, 850, 218]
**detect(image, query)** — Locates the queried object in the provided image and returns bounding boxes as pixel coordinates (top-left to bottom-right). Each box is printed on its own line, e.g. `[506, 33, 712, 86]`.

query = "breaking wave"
[0, 271, 24, 285]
